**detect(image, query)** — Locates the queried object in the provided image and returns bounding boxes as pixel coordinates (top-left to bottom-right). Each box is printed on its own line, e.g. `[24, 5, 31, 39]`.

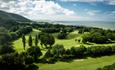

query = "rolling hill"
[0, 10, 31, 28]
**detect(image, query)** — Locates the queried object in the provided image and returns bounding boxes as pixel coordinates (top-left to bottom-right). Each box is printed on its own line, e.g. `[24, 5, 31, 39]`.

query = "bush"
[0, 53, 38, 70]
[52, 44, 65, 58]
[27, 46, 42, 61]
[40, 28, 60, 33]
[70, 45, 86, 58]
[57, 32, 68, 39]
[87, 46, 112, 57]
[39, 33, 55, 48]
[0, 45, 15, 54]
[82, 31, 111, 44]
[0, 53, 26, 70]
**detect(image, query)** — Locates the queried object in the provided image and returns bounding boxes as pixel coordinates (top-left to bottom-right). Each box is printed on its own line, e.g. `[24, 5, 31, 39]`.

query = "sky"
[0, 0, 115, 21]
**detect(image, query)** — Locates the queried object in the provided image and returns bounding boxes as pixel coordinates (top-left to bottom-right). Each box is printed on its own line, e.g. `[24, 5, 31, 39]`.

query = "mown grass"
[13, 29, 115, 52]
[39, 55, 115, 70]
[13, 29, 115, 70]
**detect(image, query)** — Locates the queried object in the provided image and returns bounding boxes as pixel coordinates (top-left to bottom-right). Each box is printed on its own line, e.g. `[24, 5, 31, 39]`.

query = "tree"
[57, 29, 68, 39]
[0, 53, 38, 70]
[52, 44, 65, 58]
[44, 49, 52, 58]
[22, 34, 26, 50]
[70, 45, 86, 58]
[0, 27, 11, 45]
[27, 46, 42, 61]
[35, 35, 38, 46]
[39, 33, 55, 48]
[0, 45, 15, 54]
[10, 32, 18, 40]
[28, 35, 33, 47]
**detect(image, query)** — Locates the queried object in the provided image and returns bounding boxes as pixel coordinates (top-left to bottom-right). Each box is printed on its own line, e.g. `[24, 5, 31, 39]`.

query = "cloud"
[85, 9, 100, 16]
[59, 0, 104, 2]
[0, 0, 75, 20]
[108, 0, 115, 5]
[59, 0, 115, 5]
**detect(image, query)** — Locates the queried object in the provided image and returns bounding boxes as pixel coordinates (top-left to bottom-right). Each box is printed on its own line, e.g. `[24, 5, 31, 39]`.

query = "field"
[39, 55, 115, 70]
[13, 29, 115, 70]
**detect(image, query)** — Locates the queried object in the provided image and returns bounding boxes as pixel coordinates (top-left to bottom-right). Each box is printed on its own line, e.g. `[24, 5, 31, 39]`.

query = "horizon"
[0, 0, 115, 21]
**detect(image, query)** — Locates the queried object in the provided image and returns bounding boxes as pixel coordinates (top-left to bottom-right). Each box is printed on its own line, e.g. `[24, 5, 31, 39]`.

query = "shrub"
[0, 45, 15, 54]
[70, 45, 86, 58]
[27, 46, 42, 61]
[0, 53, 38, 70]
[52, 44, 65, 58]
[87, 46, 112, 57]
[57, 32, 68, 39]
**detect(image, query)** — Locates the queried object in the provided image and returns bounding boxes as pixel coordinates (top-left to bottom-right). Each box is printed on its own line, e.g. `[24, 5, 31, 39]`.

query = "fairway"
[13, 29, 115, 52]
[12, 29, 115, 70]
[39, 55, 115, 70]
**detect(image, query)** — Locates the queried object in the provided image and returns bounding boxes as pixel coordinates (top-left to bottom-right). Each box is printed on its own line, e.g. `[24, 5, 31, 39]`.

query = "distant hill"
[0, 10, 31, 28]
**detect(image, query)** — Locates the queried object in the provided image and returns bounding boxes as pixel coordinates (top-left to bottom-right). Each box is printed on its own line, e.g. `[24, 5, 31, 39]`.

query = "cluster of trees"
[57, 28, 73, 39]
[22, 32, 55, 50]
[38, 32, 55, 48]
[42, 44, 115, 63]
[0, 44, 15, 54]
[40, 28, 60, 33]
[86, 45, 115, 57]
[0, 25, 33, 46]
[0, 27, 11, 45]
[22, 34, 38, 50]
[0, 52, 39, 70]
[10, 26, 33, 40]
[82, 29, 115, 44]
[97, 63, 115, 70]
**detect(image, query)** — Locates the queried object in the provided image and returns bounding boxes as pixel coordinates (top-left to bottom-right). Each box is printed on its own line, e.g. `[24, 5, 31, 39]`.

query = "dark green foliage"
[0, 44, 15, 54]
[27, 46, 42, 61]
[65, 49, 71, 55]
[0, 27, 11, 45]
[39, 33, 55, 48]
[16, 26, 33, 37]
[111, 45, 115, 53]
[0, 53, 25, 70]
[70, 45, 86, 58]
[57, 28, 72, 39]
[87, 46, 112, 57]
[25, 55, 34, 65]
[22, 34, 26, 50]
[0, 53, 38, 70]
[82, 32, 109, 44]
[82, 28, 115, 44]
[35, 35, 38, 46]
[52, 44, 65, 58]
[28, 35, 33, 47]
[10, 32, 18, 40]
[57, 32, 68, 39]
[40, 28, 60, 33]
[44, 49, 53, 58]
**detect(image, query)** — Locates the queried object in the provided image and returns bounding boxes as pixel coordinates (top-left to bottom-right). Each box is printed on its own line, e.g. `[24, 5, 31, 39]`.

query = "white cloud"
[108, 0, 115, 5]
[0, 0, 75, 20]
[86, 10, 100, 16]
[60, 0, 115, 5]
[109, 11, 115, 16]
[60, 0, 104, 2]
[112, 11, 115, 14]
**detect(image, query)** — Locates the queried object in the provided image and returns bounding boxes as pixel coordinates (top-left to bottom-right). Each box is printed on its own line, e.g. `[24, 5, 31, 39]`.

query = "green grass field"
[39, 55, 115, 70]
[13, 29, 115, 70]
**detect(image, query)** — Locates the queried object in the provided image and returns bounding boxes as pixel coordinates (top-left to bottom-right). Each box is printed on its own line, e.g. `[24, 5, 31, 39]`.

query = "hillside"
[0, 10, 31, 28]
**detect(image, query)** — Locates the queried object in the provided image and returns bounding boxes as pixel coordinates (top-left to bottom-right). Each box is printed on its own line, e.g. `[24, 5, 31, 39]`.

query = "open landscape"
[0, 0, 115, 70]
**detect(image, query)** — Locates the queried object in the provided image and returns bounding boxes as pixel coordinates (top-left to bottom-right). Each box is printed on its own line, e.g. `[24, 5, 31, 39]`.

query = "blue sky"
[0, 0, 115, 21]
